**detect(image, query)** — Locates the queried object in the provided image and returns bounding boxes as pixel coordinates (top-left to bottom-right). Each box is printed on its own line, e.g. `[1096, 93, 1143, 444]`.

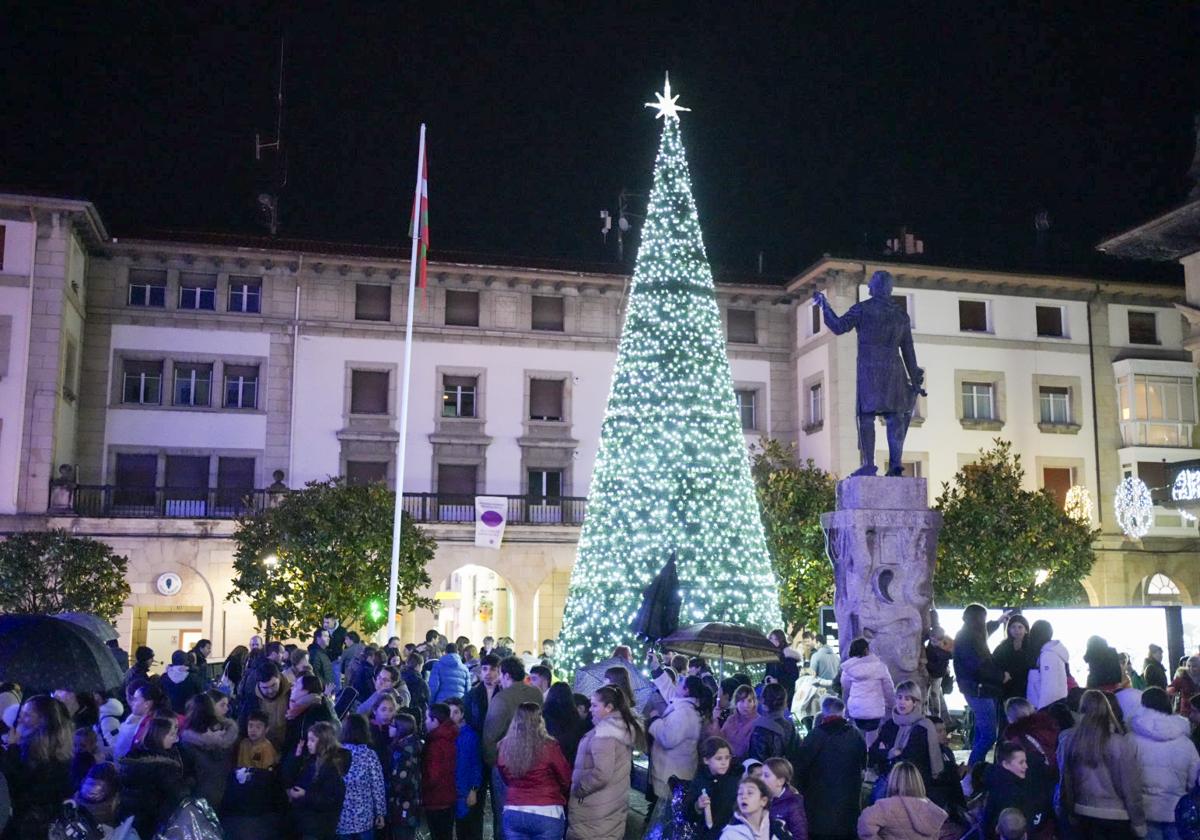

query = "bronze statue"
[814, 270, 924, 476]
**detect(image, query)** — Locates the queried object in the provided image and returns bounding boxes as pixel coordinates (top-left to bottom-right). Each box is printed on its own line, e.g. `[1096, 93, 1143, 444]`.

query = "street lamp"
[263, 554, 279, 643]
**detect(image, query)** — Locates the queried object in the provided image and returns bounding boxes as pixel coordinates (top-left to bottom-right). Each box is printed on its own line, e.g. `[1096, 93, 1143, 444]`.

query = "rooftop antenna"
[254, 36, 287, 235]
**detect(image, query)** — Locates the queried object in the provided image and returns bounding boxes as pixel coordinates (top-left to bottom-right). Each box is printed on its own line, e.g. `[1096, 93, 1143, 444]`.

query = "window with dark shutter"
[355, 284, 392, 321]
[351, 370, 389, 414]
[529, 379, 564, 421]
[346, 461, 389, 486]
[165, 455, 209, 502]
[727, 309, 757, 343]
[114, 453, 158, 509]
[216, 457, 256, 510]
[1128, 311, 1158, 345]
[810, 303, 821, 336]
[445, 290, 480, 327]
[959, 300, 988, 332]
[1042, 467, 1073, 509]
[437, 464, 477, 497]
[532, 296, 565, 331]
[1035, 306, 1064, 338]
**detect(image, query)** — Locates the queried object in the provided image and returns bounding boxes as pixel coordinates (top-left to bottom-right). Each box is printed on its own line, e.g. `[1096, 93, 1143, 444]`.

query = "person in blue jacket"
[446, 697, 484, 840]
[429, 644, 472, 703]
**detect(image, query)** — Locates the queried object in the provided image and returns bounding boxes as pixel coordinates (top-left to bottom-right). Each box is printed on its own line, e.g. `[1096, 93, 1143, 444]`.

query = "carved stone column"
[820, 476, 940, 691]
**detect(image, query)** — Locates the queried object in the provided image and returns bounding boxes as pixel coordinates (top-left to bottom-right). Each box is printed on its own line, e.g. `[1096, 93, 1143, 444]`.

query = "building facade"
[1, 192, 1197, 658]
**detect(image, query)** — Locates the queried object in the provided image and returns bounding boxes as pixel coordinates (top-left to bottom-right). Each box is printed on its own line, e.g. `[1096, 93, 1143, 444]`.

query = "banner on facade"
[474, 496, 508, 549]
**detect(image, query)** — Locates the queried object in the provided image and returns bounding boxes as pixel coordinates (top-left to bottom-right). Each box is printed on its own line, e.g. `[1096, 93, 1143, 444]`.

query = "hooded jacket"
[568, 715, 636, 840]
[648, 695, 702, 798]
[180, 716, 239, 810]
[1057, 726, 1146, 831]
[429, 653, 471, 703]
[1001, 712, 1060, 779]
[117, 745, 192, 838]
[96, 697, 125, 750]
[793, 717, 867, 836]
[1130, 708, 1200, 823]
[840, 654, 895, 720]
[1027, 640, 1070, 710]
[718, 811, 791, 840]
[982, 762, 1052, 840]
[769, 786, 808, 840]
[749, 711, 799, 764]
[857, 795, 947, 840]
[162, 664, 203, 713]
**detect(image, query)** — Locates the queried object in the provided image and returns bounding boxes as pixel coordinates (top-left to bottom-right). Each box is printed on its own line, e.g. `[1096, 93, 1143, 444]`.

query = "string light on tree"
[1114, 476, 1154, 539]
[1064, 485, 1093, 524]
[556, 75, 783, 676]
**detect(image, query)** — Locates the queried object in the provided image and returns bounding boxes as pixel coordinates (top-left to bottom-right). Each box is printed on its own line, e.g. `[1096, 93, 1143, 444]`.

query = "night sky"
[3, 3, 1198, 279]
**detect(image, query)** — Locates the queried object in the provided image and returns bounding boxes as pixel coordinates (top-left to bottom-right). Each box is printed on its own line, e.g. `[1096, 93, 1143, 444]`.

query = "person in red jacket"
[423, 702, 459, 840]
[498, 702, 572, 840]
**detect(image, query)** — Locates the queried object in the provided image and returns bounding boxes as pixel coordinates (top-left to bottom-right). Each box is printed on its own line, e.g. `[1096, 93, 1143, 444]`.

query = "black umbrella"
[0, 614, 125, 695]
[658, 622, 778, 678]
[630, 553, 682, 644]
[53, 612, 119, 642]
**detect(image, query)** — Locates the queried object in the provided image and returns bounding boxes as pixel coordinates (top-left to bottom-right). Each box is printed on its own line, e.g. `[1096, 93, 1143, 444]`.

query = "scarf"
[889, 707, 943, 778]
[287, 693, 322, 720]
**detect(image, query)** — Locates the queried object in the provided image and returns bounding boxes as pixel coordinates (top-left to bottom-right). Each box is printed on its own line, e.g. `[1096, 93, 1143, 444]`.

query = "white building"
[1, 191, 1196, 658]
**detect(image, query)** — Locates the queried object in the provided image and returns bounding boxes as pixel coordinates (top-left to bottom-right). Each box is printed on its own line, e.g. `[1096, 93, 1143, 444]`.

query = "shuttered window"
[351, 370, 389, 414]
[355, 284, 392, 321]
[529, 379, 564, 421]
[445, 290, 480, 327]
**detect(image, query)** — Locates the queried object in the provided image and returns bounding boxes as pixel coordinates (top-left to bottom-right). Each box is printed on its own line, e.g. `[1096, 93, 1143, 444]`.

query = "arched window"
[1139, 572, 1182, 605]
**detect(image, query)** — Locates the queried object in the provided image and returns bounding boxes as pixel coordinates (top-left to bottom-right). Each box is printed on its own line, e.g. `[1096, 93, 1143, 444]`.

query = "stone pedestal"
[820, 476, 941, 690]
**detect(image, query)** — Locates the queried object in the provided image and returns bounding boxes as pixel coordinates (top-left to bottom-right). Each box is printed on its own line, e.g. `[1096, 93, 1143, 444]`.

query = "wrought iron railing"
[61, 485, 588, 525]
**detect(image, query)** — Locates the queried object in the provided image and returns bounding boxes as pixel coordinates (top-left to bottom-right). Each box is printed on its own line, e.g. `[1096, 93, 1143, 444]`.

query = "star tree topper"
[645, 73, 691, 121]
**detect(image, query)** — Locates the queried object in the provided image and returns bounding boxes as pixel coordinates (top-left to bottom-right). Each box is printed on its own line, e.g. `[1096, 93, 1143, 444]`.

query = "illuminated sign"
[1172, 469, 1200, 502]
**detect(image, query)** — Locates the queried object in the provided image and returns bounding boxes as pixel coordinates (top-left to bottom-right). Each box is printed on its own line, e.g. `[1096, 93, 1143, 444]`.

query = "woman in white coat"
[1130, 687, 1200, 840]
[647, 674, 703, 798]
[840, 637, 895, 736]
[1026, 620, 1070, 711]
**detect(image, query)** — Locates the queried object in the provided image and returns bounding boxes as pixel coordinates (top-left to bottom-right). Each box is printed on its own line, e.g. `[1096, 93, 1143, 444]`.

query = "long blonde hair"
[886, 761, 927, 798]
[1068, 690, 1120, 769]
[498, 702, 555, 779]
[306, 721, 345, 773]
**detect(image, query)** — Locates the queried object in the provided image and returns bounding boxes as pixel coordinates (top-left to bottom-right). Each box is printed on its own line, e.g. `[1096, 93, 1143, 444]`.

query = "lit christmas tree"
[558, 76, 783, 674]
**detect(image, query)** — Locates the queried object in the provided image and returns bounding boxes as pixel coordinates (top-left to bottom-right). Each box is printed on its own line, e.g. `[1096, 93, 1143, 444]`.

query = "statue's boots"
[851, 463, 879, 477]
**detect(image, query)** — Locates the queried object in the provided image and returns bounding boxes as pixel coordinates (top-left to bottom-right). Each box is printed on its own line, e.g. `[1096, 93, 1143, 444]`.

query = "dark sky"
[3, 3, 1198, 278]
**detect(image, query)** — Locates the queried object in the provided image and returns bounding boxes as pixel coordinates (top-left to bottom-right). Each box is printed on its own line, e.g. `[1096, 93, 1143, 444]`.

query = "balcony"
[60, 485, 588, 526]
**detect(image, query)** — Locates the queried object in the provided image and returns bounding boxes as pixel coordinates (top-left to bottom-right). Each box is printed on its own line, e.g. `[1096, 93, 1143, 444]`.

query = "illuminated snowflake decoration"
[1114, 477, 1154, 539]
[1064, 485, 1092, 524]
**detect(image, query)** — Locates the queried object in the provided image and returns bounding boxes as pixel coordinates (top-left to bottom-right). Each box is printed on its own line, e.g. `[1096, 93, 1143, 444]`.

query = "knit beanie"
[135, 646, 155, 665]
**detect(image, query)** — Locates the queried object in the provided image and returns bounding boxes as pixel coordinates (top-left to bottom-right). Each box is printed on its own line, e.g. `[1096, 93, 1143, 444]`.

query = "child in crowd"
[685, 736, 739, 840]
[447, 697, 484, 840]
[223, 711, 284, 840]
[996, 808, 1028, 840]
[761, 757, 808, 840]
[388, 712, 423, 840]
[719, 777, 790, 840]
[422, 703, 459, 840]
[742, 759, 763, 779]
[370, 694, 400, 769]
[237, 710, 280, 769]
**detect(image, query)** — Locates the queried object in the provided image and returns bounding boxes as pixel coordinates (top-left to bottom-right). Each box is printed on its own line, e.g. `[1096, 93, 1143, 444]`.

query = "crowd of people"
[1, 609, 1199, 840]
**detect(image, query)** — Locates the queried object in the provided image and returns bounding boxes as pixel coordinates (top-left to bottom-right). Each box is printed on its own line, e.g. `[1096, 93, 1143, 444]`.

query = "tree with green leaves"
[751, 440, 837, 637]
[228, 478, 438, 640]
[0, 530, 131, 621]
[935, 439, 1097, 606]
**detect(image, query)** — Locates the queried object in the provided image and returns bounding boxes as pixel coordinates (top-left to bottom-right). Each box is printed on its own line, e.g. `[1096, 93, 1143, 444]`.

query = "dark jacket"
[284, 752, 348, 839]
[769, 786, 809, 840]
[544, 710, 588, 767]
[222, 764, 282, 817]
[0, 747, 72, 840]
[1085, 644, 1123, 690]
[953, 625, 1005, 699]
[982, 763, 1052, 840]
[992, 639, 1037, 701]
[793, 717, 866, 837]
[402, 667, 430, 715]
[867, 718, 940, 790]
[117, 745, 192, 838]
[749, 711, 799, 764]
[283, 698, 336, 758]
[123, 661, 152, 691]
[1144, 658, 1169, 690]
[684, 765, 740, 840]
[924, 643, 951, 680]
[349, 654, 377, 702]
[308, 644, 335, 690]
[327, 625, 348, 661]
[464, 681, 495, 737]
[928, 745, 966, 814]
[162, 664, 204, 713]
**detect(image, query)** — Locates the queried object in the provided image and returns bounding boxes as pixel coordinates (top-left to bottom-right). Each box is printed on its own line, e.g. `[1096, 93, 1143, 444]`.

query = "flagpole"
[387, 123, 426, 641]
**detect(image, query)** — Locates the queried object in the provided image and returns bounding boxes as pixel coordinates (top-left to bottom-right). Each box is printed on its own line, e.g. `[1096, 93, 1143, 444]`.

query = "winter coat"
[684, 765, 740, 840]
[924, 644, 951, 681]
[718, 811, 792, 840]
[793, 717, 866, 837]
[1027, 640, 1070, 710]
[867, 716, 942, 789]
[1057, 726, 1146, 831]
[993, 639, 1037, 701]
[422, 721, 459, 810]
[327, 625, 348, 661]
[567, 715, 636, 840]
[1171, 673, 1200, 718]
[112, 713, 147, 761]
[1085, 644, 1123, 690]
[953, 627, 1005, 699]
[545, 711, 588, 767]
[282, 696, 336, 758]
[483, 682, 543, 766]
[1145, 659, 1169, 690]
[388, 734, 423, 834]
[1130, 708, 1200, 823]
[117, 745, 192, 838]
[161, 664, 203, 714]
[769, 786, 808, 840]
[0, 746, 72, 840]
[429, 653, 471, 702]
[237, 679, 291, 750]
[465, 680, 496, 737]
[810, 645, 839, 684]
[284, 753, 347, 839]
[982, 763, 1052, 840]
[222, 763, 282, 818]
[840, 655, 895, 720]
[96, 698, 124, 752]
[401, 667, 430, 715]
[649, 696, 703, 798]
[455, 723, 484, 819]
[857, 796, 947, 840]
[1001, 712, 1060, 779]
[749, 712, 800, 764]
[721, 711, 757, 762]
[1116, 688, 1144, 722]
[499, 740, 571, 807]
[308, 644, 335, 690]
[336, 743, 386, 835]
[179, 717, 238, 810]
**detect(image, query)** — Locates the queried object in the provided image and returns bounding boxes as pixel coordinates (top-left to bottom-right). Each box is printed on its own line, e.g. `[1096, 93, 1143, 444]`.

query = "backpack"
[48, 801, 105, 840]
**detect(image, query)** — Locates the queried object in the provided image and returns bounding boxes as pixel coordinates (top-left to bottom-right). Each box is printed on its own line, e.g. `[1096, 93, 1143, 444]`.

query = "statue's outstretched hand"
[813, 291, 827, 308]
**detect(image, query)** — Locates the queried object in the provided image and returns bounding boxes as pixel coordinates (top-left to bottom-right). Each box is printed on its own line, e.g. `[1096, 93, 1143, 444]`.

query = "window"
[958, 300, 988, 332]
[165, 455, 209, 515]
[808, 383, 824, 427]
[532, 296, 565, 331]
[1042, 467, 1073, 509]
[173, 363, 212, 407]
[114, 453, 157, 508]
[961, 381, 995, 421]
[810, 302, 822, 336]
[122, 360, 162, 404]
[1035, 306, 1064, 338]
[529, 379, 564, 421]
[1128, 311, 1158, 345]
[228, 277, 262, 313]
[735, 389, 757, 431]
[350, 370, 389, 414]
[528, 469, 563, 500]
[442, 375, 477, 418]
[1138, 461, 1169, 502]
[355, 284, 391, 321]
[178, 273, 217, 310]
[1039, 386, 1070, 425]
[346, 461, 388, 486]
[224, 364, 259, 409]
[445, 290, 480, 327]
[216, 457, 256, 511]
[727, 309, 757, 344]
[127, 269, 166, 307]
[1117, 374, 1197, 446]
[891, 295, 911, 318]
[437, 464, 477, 498]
